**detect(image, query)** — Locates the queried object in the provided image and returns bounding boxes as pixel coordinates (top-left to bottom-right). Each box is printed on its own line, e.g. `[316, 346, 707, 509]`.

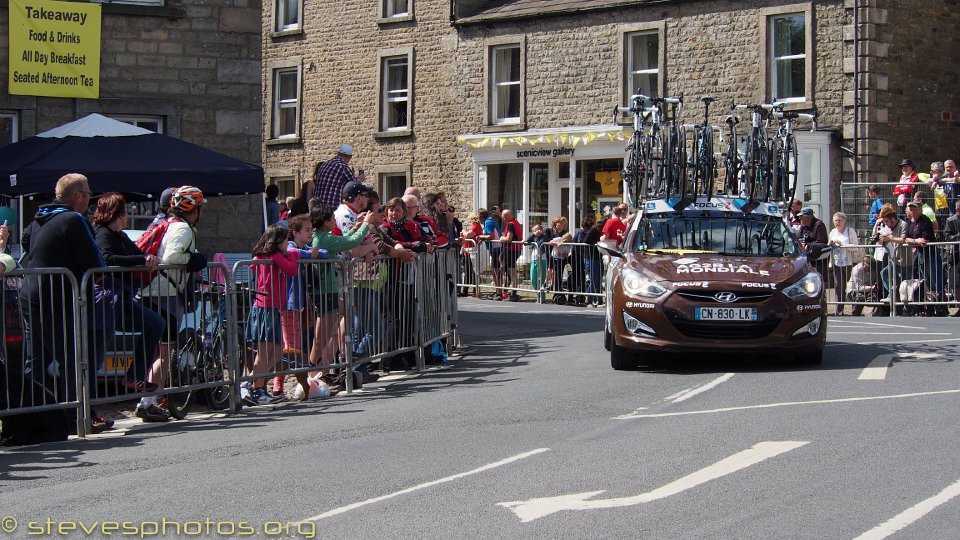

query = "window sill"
[271, 28, 304, 39]
[377, 15, 414, 25]
[776, 100, 814, 112]
[375, 129, 412, 139]
[481, 123, 526, 134]
[265, 136, 302, 146]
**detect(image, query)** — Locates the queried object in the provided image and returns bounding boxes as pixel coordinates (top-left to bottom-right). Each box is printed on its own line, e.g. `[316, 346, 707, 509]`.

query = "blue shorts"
[245, 306, 283, 344]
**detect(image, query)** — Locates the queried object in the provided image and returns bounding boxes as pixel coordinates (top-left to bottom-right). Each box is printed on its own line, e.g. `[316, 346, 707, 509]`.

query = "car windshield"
[633, 213, 800, 257]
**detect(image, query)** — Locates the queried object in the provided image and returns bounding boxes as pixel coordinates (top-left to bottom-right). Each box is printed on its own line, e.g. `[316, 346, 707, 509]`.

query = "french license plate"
[695, 307, 757, 321]
[105, 355, 134, 372]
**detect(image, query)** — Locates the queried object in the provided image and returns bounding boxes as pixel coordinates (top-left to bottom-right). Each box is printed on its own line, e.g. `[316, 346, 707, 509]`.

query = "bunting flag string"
[455, 129, 630, 150]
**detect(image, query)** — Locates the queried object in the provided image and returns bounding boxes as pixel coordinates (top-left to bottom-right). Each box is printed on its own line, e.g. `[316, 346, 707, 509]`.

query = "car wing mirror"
[596, 243, 624, 259]
[806, 243, 832, 261]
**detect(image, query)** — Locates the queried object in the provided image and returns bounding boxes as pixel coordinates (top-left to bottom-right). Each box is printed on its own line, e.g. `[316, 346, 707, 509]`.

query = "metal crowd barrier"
[0, 269, 84, 434]
[824, 241, 959, 316]
[1, 252, 459, 439]
[464, 240, 606, 305]
[839, 180, 956, 242]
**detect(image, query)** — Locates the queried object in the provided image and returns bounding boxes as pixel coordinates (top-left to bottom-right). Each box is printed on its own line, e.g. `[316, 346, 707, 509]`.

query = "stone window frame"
[266, 59, 303, 145]
[760, 3, 815, 109]
[375, 47, 414, 139]
[103, 0, 164, 7]
[0, 111, 20, 148]
[374, 163, 412, 200]
[109, 114, 165, 134]
[77, 98, 180, 138]
[378, 0, 414, 24]
[618, 21, 666, 122]
[265, 171, 299, 200]
[483, 36, 526, 133]
[271, 0, 304, 38]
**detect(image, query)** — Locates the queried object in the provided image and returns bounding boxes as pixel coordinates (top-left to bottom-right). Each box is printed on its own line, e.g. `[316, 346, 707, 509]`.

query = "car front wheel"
[611, 342, 638, 370]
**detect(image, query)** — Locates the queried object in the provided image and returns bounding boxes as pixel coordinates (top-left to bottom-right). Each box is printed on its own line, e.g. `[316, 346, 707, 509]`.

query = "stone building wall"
[264, 0, 958, 217]
[876, 0, 960, 176]
[262, 0, 470, 205]
[1, 0, 263, 253]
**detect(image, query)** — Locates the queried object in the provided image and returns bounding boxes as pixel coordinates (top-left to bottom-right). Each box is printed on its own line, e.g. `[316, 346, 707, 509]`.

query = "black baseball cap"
[342, 181, 372, 200]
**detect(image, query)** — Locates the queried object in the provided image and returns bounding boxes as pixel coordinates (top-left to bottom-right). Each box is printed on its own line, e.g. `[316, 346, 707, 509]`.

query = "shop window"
[490, 44, 522, 125]
[0, 112, 19, 148]
[269, 64, 302, 141]
[769, 13, 807, 103]
[626, 31, 659, 98]
[379, 52, 412, 133]
[274, 0, 302, 34]
[483, 163, 523, 213]
[111, 115, 163, 133]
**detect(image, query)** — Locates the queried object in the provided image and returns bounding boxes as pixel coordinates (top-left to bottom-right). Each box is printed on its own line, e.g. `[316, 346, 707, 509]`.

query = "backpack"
[136, 219, 171, 257]
[133, 219, 171, 286]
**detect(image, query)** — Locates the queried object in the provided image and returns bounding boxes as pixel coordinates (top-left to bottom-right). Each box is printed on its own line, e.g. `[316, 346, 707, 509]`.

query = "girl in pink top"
[242, 225, 300, 406]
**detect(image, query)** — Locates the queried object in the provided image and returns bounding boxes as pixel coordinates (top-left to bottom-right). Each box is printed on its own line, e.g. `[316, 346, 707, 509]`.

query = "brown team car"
[601, 196, 827, 370]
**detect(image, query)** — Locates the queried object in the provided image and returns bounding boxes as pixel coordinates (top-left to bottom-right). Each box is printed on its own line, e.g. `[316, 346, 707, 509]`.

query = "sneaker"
[251, 387, 284, 405]
[240, 385, 258, 407]
[89, 415, 115, 434]
[134, 404, 170, 423]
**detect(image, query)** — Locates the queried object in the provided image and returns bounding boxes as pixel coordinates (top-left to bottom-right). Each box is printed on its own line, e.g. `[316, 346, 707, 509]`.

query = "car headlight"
[782, 272, 823, 300]
[621, 268, 667, 298]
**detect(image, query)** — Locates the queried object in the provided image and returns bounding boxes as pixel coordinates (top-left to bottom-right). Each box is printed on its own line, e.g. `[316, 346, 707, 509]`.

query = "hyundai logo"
[714, 292, 738, 303]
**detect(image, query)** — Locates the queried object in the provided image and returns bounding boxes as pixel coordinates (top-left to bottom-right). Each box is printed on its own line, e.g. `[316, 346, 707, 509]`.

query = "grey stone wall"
[1, 0, 264, 253]
[263, 0, 957, 217]
[874, 0, 960, 178]
[264, 0, 852, 214]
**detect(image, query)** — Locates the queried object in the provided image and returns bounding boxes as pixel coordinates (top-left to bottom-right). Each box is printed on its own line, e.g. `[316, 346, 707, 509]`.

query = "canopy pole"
[18, 194, 24, 254]
[261, 193, 268, 231]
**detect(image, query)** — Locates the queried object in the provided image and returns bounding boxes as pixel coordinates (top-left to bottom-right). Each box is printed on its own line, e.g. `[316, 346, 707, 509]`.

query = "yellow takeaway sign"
[8, 0, 101, 98]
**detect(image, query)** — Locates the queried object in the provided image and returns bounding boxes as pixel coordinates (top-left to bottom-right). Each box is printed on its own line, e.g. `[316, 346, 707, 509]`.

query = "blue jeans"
[352, 287, 383, 358]
[585, 258, 602, 299]
[880, 261, 903, 300]
[915, 250, 945, 297]
[118, 300, 166, 382]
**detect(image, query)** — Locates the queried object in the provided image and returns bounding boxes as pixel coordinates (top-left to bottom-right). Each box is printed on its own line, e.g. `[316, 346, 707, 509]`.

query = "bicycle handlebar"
[774, 111, 818, 131]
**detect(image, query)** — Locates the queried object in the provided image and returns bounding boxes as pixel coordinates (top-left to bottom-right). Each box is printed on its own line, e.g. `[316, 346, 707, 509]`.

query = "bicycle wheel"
[650, 129, 665, 197]
[624, 133, 642, 206]
[673, 127, 690, 198]
[167, 328, 199, 420]
[723, 135, 740, 196]
[203, 330, 232, 410]
[742, 133, 757, 199]
[698, 127, 715, 193]
[782, 136, 798, 203]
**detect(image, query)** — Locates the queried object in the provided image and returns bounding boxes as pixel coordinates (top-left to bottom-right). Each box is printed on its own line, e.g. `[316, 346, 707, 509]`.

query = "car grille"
[669, 316, 781, 340]
[675, 290, 775, 303]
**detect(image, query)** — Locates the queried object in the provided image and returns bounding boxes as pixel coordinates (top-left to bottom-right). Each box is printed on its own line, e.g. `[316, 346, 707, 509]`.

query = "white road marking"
[856, 338, 960, 345]
[669, 373, 735, 403]
[615, 388, 960, 420]
[498, 441, 808, 522]
[858, 354, 895, 380]
[853, 478, 960, 540]
[302, 448, 550, 521]
[833, 321, 927, 329]
[830, 332, 950, 336]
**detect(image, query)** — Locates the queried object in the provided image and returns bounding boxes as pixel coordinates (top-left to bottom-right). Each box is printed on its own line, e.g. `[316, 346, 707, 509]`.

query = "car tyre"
[610, 342, 638, 370]
[604, 328, 611, 351]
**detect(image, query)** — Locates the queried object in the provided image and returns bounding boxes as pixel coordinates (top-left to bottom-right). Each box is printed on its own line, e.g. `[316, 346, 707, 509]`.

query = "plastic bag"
[292, 375, 331, 400]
